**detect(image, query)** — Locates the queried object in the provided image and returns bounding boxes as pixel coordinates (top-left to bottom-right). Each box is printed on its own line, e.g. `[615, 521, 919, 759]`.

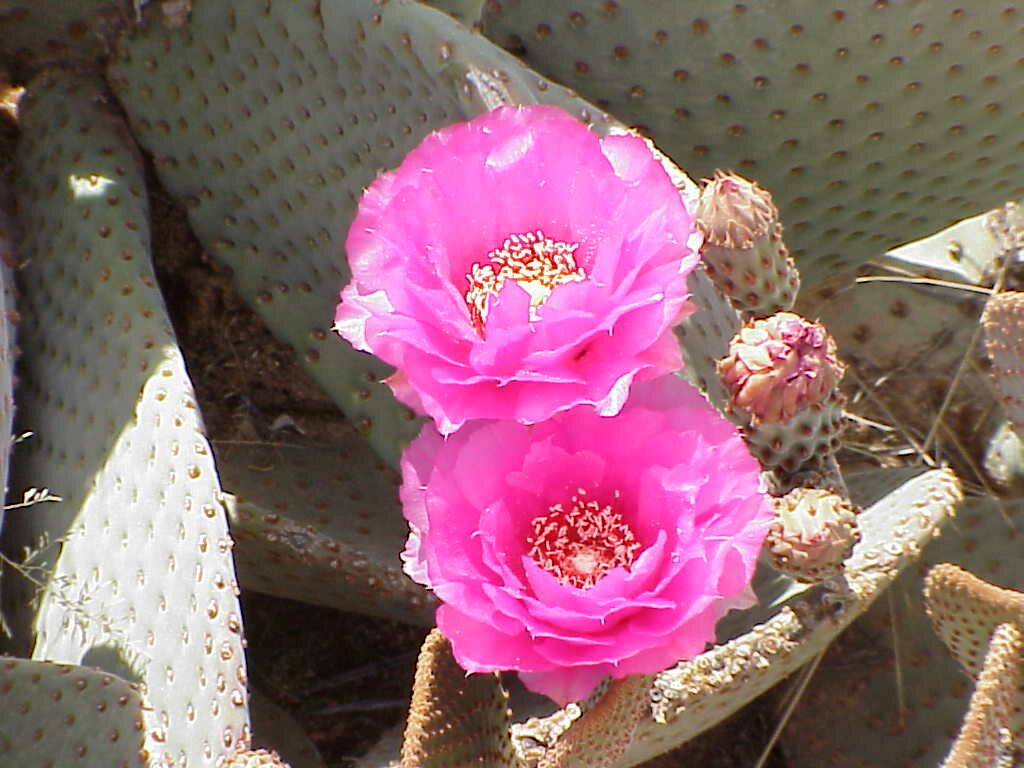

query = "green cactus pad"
[0, 0, 132, 81]
[105, 0, 638, 465]
[402, 628, 517, 768]
[0, 657, 147, 766]
[805, 270, 982, 382]
[216, 439, 435, 625]
[784, 493, 1024, 768]
[481, 2, 1024, 287]
[674, 267, 741, 412]
[0, 69, 249, 765]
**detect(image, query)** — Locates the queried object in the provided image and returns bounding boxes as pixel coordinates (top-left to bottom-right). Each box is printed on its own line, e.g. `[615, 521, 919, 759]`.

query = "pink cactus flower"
[400, 376, 772, 705]
[334, 106, 698, 434]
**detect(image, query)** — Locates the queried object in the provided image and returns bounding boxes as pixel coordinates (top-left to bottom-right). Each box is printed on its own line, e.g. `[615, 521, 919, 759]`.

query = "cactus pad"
[217, 439, 435, 624]
[221, 748, 293, 768]
[401, 628, 516, 768]
[982, 291, 1024, 437]
[1, 69, 249, 765]
[941, 622, 1023, 768]
[0, 657, 147, 767]
[0, 184, 17, 547]
[925, 563, 1024, 677]
[0, 0, 131, 80]
[785, 493, 1024, 767]
[481, 2, 1024, 287]
[535, 676, 650, 768]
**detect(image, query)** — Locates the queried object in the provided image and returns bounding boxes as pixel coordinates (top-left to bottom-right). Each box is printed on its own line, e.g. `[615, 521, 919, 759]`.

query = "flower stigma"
[465, 230, 586, 337]
[527, 488, 640, 589]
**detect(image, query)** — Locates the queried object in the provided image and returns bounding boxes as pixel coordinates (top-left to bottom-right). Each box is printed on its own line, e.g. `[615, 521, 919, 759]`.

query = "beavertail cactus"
[941, 622, 1023, 768]
[718, 312, 846, 472]
[0, 2, 1013, 767]
[479, 1, 1024, 287]
[1, 68, 249, 765]
[767, 487, 860, 582]
[401, 629, 516, 768]
[924, 564, 1024, 767]
[696, 170, 799, 316]
[924, 563, 1024, 677]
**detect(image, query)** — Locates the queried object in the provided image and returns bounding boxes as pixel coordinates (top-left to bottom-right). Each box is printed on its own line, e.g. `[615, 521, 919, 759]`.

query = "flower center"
[464, 230, 586, 337]
[527, 488, 640, 590]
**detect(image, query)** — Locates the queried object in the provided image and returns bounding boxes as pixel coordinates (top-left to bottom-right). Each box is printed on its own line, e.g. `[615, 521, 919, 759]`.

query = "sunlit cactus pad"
[1, 68, 249, 766]
[481, 1, 1024, 286]
[402, 628, 516, 768]
[983, 291, 1024, 435]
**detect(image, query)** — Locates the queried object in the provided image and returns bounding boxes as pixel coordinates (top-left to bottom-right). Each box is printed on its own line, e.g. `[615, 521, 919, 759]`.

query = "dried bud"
[719, 312, 844, 425]
[767, 487, 860, 581]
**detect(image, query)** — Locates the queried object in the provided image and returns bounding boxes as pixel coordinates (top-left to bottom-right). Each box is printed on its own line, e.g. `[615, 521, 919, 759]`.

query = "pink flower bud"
[718, 312, 844, 425]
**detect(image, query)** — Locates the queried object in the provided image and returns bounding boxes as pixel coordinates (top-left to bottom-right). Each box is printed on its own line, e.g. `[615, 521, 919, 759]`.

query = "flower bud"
[719, 312, 844, 426]
[697, 171, 800, 314]
[767, 487, 860, 581]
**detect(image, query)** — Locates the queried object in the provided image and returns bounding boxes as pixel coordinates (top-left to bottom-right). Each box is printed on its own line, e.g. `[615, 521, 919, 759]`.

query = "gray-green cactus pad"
[106, 0, 633, 465]
[0, 0, 132, 80]
[217, 438, 435, 624]
[480, 2, 1024, 287]
[1, 69, 249, 766]
[0, 657, 147, 767]
[675, 266, 740, 412]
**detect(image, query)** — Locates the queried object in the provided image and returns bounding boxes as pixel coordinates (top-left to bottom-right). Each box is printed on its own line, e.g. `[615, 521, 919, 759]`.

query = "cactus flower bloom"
[399, 377, 772, 705]
[334, 105, 698, 434]
[718, 312, 844, 425]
